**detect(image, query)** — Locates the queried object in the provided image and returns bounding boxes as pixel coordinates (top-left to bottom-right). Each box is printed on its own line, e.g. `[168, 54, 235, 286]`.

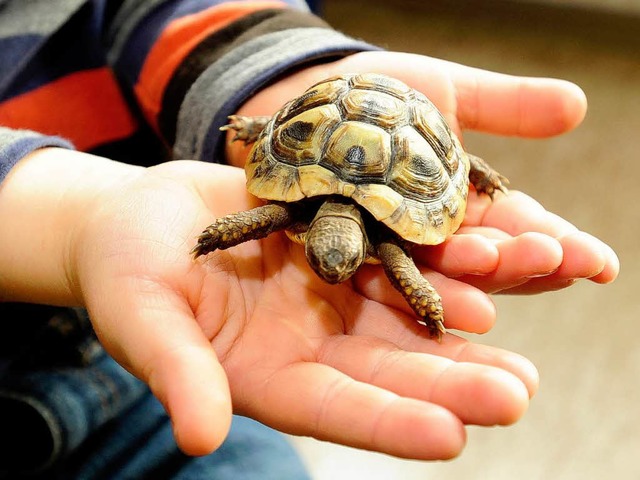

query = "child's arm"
[0, 0, 618, 462]
[0, 50, 618, 456]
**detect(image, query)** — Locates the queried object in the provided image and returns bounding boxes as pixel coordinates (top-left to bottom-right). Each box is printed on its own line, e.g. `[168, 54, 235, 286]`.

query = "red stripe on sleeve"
[0, 68, 138, 151]
[134, 1, 286, 132]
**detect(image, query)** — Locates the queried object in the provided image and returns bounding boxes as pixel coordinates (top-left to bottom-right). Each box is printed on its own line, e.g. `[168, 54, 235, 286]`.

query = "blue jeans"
[0, 307, 309, 479]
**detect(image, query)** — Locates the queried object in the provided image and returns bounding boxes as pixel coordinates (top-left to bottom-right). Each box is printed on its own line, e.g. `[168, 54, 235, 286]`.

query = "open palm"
[73, 51, 617, 461]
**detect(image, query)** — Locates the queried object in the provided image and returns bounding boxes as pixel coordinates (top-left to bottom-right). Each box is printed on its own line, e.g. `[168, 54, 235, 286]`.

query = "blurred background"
[288, 1, 640, 479]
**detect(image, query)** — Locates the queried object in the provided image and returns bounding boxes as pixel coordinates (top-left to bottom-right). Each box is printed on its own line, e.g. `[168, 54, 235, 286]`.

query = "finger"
[319, 335, 531, 426]
[86, 283, 233, 456]
[342, 302, 539, 398]
[447, 60, 588, 137]
[413, 233, 499, 277]
[477, 192, 619, 286]
[444, 336, 540, 398]
[353, 266, 497, 334]
[501, 232, 618, 294]
[457, 232, 564, 294]
[588, 243, 620, 284]
[241, 362, 466, 460]
[448, 340, 540, 397]
[552, 231, 616, 282]
[327, 51, 586, 137]
[480, 191, 578, 237]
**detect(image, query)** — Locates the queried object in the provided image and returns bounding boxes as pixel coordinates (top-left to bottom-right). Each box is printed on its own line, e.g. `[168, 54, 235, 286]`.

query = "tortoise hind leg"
[220, 115, 271, 145]
[468, 153, 509, 199]
[376, 239, 446, 340]
[192, 203, 297, 258]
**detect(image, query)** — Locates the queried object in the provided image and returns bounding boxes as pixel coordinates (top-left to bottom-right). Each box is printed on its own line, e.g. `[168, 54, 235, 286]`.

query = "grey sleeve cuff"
[0, 128, 74, 183]
[173, 27, 379, 163]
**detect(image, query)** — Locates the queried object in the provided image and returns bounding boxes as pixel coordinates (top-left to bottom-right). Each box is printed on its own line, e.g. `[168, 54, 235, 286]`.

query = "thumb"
[87, 283, 232, 456]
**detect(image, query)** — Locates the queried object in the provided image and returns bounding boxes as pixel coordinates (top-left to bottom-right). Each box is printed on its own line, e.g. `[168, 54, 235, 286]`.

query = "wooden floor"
[288, 1, 640, 479]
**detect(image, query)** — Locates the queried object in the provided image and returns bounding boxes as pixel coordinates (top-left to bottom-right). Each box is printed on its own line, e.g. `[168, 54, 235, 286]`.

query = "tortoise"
[192, 73, 508, 339]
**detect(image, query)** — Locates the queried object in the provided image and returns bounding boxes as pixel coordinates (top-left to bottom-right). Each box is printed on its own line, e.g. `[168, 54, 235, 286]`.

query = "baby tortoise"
[193, 73, 508, 339]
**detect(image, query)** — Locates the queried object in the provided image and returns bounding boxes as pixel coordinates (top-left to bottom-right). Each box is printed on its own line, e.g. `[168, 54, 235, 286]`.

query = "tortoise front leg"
[468, 153, 509, 199]
[220, 115, 271, 145]
[192, 203, 297, 258]
[376, 239, 446, 340]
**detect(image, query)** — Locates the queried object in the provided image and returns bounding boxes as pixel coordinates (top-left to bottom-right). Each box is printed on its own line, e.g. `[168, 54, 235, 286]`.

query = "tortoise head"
[304, 199, 368, 284]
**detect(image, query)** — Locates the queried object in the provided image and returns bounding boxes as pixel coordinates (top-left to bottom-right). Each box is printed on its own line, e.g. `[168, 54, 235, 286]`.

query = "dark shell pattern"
[245, 73, 470, 245]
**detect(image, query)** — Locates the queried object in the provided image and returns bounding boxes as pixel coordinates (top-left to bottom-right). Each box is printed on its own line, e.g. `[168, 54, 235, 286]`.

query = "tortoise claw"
[433, 319, 446, 343]
[220, 115, 271, 145]
[468, 154, 509, 199]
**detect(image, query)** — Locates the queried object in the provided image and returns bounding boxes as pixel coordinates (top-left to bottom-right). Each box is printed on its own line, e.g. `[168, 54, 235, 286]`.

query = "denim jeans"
[0, 307, 310, 479]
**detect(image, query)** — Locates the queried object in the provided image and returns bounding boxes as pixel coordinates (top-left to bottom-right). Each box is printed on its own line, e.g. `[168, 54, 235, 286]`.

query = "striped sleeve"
[105, 0, 379, 163]
[0, 0, 87, 182]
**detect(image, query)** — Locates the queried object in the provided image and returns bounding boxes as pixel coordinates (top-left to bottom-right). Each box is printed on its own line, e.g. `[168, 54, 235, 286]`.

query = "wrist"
[0, 148, 144, 305]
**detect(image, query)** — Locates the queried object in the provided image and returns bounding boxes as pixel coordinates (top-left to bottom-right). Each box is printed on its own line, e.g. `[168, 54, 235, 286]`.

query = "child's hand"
[68, 158, 541, 460]
[1, 148, 543, 460]
[63, 158, 615, 460]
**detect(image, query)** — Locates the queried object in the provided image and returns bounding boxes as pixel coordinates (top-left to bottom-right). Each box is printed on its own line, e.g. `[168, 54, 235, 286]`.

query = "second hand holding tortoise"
[192, 73, 508, 340]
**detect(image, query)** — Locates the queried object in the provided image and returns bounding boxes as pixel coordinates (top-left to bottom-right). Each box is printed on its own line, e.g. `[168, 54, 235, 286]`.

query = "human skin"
[0, 51, 618, 460]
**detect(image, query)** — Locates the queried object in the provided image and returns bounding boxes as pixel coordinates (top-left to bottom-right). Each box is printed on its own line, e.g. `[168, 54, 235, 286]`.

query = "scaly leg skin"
[468, 153, 509, 199]
[376, 239, 446, 341]
[192, 203, 296, 258]
[220, 115, 272, 145]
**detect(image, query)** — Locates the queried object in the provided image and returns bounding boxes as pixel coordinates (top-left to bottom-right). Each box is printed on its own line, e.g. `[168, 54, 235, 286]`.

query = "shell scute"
[389, 126, 450, 201]
[321, 121, 391, 182]
[411, 102, 458, 173]
[272, 104, 341, 166]
[278, 78, 348, 122]
[246, 152, 304, 202]
[341, 89, 407, 129]
[350, 73, 413, 100]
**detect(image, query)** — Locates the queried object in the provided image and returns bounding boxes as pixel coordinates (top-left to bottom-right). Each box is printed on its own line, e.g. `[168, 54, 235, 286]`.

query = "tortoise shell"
[244, 73, 470, 245]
